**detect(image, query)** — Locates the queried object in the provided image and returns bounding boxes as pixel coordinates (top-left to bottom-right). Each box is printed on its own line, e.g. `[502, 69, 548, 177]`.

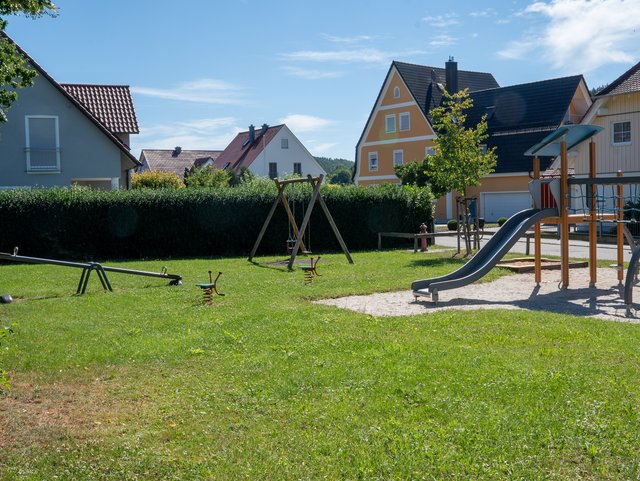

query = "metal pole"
[534, 157, 541, 285]
[560, 140, 569, 288]
[617, 170, 625, 285]
[589, 141, 597, 287]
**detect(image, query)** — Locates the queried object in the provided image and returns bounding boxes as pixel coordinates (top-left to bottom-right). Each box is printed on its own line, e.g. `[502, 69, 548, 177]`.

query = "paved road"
[431, 229, 635, 262]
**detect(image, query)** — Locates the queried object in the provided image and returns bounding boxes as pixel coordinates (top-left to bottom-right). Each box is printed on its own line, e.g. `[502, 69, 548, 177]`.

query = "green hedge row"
[0, 182, 433, 260]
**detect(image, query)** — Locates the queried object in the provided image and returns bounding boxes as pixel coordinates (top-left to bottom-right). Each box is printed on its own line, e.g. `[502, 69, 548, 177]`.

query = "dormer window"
[393, 86, 400, 98]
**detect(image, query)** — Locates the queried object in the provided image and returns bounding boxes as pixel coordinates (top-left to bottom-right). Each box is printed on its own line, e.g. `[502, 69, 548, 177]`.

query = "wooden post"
[589, 141, 597, 287]
[534, 157, 542, 286]
[617, 170, 624, 284]
[288, 177, 322, 270]
[560, 140, 569, 288]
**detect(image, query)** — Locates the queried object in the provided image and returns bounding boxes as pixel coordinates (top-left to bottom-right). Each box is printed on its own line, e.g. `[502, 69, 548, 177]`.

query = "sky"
[5, 0, 640, 161]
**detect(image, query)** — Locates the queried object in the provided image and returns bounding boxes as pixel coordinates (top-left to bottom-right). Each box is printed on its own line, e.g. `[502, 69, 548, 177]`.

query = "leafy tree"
[131, 170, 184, 189]
[228, 166, 254, 187]
[427, 88, 496, 255]
[327, 166, 353, 185]
[394, 158, 448, 198]
[184, 164, 229, 188]
[0, 1, 57, 122]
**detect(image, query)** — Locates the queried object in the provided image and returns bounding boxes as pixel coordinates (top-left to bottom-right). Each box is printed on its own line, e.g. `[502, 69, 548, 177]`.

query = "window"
[293, 162, 302, 175]
[393, 149, 404, 166]
[425, 146, 436, 157]
[268, 162, 278, 179]
[393, 86, 400, 98]
[281, 138, 289, 149]
[368, 152, 378, 171]
[25, 116, 60, 171]
[613, 121, 631, 145]
[385, 114, 396, 133]
[399, 112, 410, 131]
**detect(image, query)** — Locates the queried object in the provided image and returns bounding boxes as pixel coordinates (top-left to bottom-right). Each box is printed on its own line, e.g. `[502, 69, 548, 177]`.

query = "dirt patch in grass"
[0, 374, 140, 449]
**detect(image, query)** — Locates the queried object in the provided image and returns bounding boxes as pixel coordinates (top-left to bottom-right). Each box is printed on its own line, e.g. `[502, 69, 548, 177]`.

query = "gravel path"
[316, 267, 639, 323]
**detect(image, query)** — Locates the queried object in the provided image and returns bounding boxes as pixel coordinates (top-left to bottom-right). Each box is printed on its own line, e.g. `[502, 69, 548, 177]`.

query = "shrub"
[0, 183, 433, 260]
[184, 165, 230, 188]
[497, 217, 508, 226]
[447, 219, 458, 231]
[131, 170, 184, 189]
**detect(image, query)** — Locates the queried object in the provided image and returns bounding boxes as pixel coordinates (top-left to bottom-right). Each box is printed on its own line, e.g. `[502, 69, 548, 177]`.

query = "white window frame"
[612, 120, 631, 146]
[385, 114, 396, 133]
[393, 149, 404, 166]
[293, 162, 302, 175]
[281, 138, 289, 149]
[393, 86, 400, 98]
[368, 152, 378, 172]
[399, 112, 410, 131]
[268, 162, 278, 179]
[25, 115, 61, 172]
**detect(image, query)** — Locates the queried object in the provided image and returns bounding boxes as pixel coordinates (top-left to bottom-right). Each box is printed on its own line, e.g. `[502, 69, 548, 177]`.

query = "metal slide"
[412, 208, 557, 303]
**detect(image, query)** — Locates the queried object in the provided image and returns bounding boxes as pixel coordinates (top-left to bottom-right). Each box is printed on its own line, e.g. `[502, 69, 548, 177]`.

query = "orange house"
[354, 59, 592, 222]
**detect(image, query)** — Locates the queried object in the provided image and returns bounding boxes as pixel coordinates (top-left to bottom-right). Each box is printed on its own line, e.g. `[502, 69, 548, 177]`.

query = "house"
[0, 33, 140, 189]
[552, 61, 640, 181]
[138, 147, 223, 182]
[354, 58, 592, 221]
[214, 124, 326, 179]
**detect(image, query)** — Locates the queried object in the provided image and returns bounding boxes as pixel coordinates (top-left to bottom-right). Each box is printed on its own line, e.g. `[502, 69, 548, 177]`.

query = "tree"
[184, 164, 230, 188]
[427, 88, 496, 255]
[327, 166, 353, 185]
[131, 170, 184, 189]
[0, 1, 56, 122]
[394, 157, 448, 198]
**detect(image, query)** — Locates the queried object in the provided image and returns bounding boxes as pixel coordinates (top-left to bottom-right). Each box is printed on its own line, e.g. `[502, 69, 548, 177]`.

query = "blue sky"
[5, 0, 640, 160]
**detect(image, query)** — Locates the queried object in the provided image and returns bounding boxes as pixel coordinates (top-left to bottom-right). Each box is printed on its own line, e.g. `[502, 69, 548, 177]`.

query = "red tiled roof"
[61, 84, 139, 134]
[140, 149, 222, 180]
[214, 125, 284, 172]
[596, 61, 640, 96]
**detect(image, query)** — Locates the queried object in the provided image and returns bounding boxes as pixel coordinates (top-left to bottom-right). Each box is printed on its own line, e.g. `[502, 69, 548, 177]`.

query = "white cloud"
[470, 8, 497, 17]
[131, 79, 245, 105]
[279, 114, 335, 132]
[499, 0, 640, 72]
[322, 34, 375, 44]
[280, 48, 425, 65]
[422, 13, 460, 27]
[307, 142, 337, 155]
[132, 117, 241, 152]
[430, 35, 457, 47]
[281, 66, 343, 79]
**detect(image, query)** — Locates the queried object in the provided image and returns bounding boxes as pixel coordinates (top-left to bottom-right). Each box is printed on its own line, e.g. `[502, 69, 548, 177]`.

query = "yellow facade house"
[354, 58, 592, 222]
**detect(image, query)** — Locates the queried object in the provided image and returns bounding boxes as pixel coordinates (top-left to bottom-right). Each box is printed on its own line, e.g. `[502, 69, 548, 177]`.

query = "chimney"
[172, 146, 182, 156]
[445, 56, 458, 95]
[261, 123, 269, 135]
[248, 124, 255, 144]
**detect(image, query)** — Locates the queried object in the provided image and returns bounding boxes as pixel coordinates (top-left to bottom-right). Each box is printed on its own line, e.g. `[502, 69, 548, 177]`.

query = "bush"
[447, 219, 458, 231]
[497, 217, 508, 226]
[0, 183, 433, 260]
[184, 165, 230, 188]
[131, 170, 184, 189]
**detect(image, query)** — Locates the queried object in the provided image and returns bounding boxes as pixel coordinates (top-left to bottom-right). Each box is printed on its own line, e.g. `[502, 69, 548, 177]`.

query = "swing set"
[248, 174, 353, 270]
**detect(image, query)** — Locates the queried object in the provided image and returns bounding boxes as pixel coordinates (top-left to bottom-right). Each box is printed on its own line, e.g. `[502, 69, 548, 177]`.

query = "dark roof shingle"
[61, 84, 139, 134]
[214, 125, 284, 172]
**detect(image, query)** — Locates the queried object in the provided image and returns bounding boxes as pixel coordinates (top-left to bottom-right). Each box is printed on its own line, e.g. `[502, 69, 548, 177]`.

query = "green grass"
[1, 249, 639, 480]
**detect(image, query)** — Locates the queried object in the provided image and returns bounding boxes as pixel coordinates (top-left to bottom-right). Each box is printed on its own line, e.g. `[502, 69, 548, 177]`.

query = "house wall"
[249, 126, 326, 178]
[571, 92, 640, 176]
[356, 69, 436, 185]
[0, 74, 125, 188]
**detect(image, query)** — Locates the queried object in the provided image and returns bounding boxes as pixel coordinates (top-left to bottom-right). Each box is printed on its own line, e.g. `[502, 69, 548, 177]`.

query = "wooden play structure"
[248, 174, 353, 270]
[412, 124, 640, 309]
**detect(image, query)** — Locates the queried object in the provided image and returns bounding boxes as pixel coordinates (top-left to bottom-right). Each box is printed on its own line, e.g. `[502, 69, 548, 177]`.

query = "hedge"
[0, 182, 433, 260]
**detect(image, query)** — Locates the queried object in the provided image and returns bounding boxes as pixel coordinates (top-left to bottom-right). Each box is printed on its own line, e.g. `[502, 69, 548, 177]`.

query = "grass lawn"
[1, 249, 639, 480]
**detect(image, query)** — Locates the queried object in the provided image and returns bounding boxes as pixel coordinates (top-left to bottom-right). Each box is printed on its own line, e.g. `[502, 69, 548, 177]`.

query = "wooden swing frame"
[248, 174, 353, 270]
